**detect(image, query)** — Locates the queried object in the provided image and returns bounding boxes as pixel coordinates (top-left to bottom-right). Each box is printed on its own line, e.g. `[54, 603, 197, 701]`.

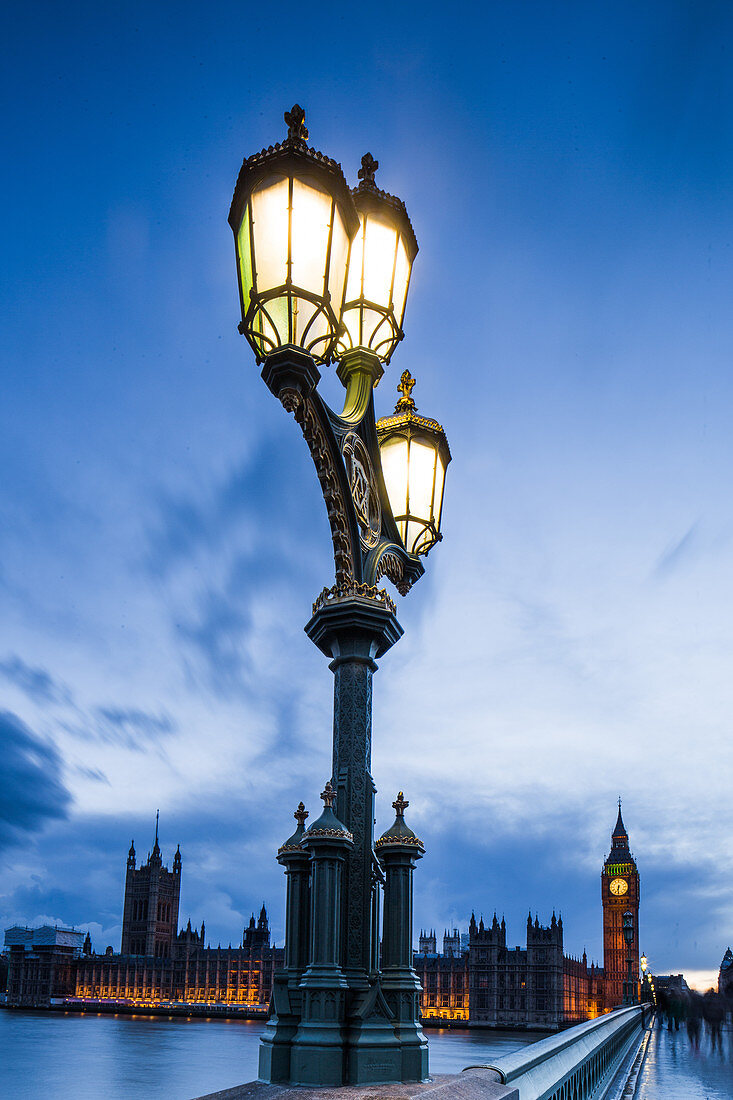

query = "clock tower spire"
[602, 800, 640, 1007]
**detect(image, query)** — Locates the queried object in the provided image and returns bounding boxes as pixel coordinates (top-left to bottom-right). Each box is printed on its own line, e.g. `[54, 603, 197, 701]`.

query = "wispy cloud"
[653, 522, 699, 578]
[0, 655, 73, 706]
[0, 711, 72, 852]
[94, 707, 176, 749]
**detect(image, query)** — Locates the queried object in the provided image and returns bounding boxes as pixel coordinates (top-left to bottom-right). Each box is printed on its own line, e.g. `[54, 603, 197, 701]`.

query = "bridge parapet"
[463, 1004, 651, 1100]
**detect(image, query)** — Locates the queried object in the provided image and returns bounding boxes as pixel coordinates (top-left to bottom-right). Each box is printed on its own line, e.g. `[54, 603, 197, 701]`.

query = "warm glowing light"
[229, 107, 359, 364]
[377, 371, 450, 556]
[337, 155, 418, 364]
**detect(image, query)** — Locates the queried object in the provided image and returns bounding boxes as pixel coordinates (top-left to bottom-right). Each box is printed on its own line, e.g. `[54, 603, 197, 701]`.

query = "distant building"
[4, 926, 84, 1007]
[121, 814, 181, 958]
[718, 949, 733, 999]
[6, 805, 639, 1026]
[414, 805, 637, 1028]
[415, 912, 602, 1030]
[601, 803, 640, 1007]
[653, 973, 689, 998]
[4, 824, 282, 1014]
[72, 908, 279, 1009]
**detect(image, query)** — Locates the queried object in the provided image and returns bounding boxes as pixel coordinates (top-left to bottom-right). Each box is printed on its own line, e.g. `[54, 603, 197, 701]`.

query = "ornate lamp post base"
[258, 591, 428, 1087]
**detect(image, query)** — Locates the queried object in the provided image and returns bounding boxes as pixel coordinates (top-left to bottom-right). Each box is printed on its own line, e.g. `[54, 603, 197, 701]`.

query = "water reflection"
[4, 1008, 729, 1099]
[0, 1012, 542, 1100]
[638, 1013, 733, 1099]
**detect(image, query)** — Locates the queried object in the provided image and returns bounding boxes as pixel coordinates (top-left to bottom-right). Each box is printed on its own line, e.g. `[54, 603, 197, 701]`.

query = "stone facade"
[414, 914, 604, 1030]
[414, 807, 637, 1029]
[4, 926, 84, 1007]
[718, 949, 733, 999]
[601, 805, 640, 1008]
[4, 842, 282, 1013]
[120, 824, 181, 958]
[73, 914, 281, 1008]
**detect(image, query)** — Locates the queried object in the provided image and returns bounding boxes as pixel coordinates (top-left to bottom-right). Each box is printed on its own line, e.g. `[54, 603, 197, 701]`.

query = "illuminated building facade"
[414, 929, 470, 1020]
[415, 915, 604, 1029]
[601, 804, 640, 1007]
[72, 910, 280, 1009]
[6, 806, 637, 1024]
[4, 843, 282, 1014]
[414, 807, 638, 1028]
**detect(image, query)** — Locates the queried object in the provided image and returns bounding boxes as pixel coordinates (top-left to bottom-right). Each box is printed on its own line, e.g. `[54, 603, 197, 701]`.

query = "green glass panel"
[238, 205, 254, 303]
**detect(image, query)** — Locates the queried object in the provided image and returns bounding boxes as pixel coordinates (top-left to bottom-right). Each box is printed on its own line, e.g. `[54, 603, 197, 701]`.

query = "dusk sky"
[2, 1, 732, 990]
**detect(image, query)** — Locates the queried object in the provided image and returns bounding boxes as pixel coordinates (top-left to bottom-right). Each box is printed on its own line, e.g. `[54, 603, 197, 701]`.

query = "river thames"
[1, 1011, 732, 1098]
[0, 1013, 541, 1099]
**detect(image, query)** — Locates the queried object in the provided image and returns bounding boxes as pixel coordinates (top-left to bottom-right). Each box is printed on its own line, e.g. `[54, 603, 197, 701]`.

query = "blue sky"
[2, 1, 732, 987]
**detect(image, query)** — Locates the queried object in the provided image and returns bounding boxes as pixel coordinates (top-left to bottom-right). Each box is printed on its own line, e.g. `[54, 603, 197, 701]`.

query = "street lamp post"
[229, 106, 450, 1088]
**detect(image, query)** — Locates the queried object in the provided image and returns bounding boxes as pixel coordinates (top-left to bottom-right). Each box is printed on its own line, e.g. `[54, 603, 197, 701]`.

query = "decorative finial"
[155, 809, 159, 842]
[284, 104, 308, 142]
[320, 781, 336, 808]
[395, 369, 416, 412]
[358, 152, 379, 187]
[294, 801, 309, 826]
[618, 795, 622, 810]
[393, 791, 409, 817]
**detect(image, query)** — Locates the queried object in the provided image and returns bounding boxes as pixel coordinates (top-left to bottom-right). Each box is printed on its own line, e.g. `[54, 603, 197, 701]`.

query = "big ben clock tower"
[602, 802, 640, 1007]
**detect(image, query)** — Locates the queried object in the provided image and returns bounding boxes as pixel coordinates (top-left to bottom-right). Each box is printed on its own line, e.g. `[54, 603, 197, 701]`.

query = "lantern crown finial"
[358, 152, 379, 188]
[294, 801, 309, 826]
[396, 370, 417, 412]
[393, 791, 409, 817]
[284, 103, 308, 143]
[320, 781, 337, 808]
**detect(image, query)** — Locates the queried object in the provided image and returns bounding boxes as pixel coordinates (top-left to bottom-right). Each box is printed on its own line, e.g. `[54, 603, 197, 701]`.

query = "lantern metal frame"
[376, 370, 452, 556]
[228, 107, 360, 365]
[336, 155, 419, 365]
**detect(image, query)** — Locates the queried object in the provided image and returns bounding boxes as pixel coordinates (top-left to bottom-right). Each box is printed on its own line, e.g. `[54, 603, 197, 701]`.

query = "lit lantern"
[376, 370, 451, 555]
[337, 154, 418, 364]
[640, 954, 648, 974]
[228, 105, 359, 364]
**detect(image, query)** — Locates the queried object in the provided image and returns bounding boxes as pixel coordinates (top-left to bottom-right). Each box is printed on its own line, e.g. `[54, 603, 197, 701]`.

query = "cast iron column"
[376, 792, 429, 1081]
[290, 783, 353, 1087]
[305, 593, 402, 985]
[258, 803, 311, 1083]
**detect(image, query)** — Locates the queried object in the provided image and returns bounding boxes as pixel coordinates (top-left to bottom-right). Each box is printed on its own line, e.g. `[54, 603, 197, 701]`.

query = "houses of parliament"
[5, 806, 641, 1029]
[414, 805, 640, 1027]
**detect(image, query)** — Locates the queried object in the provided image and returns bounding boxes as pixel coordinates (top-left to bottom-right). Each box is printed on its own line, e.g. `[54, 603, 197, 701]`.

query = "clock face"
[609, 877, 628, 896]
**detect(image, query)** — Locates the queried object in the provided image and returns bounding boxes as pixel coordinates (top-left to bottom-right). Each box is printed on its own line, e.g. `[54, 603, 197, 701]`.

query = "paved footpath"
[636, 1019, 733, 1098]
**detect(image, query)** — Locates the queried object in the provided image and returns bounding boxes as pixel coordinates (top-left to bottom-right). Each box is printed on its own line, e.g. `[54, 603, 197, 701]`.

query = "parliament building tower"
[121, 813, 181, 958]
[601, 803, 640, 1007]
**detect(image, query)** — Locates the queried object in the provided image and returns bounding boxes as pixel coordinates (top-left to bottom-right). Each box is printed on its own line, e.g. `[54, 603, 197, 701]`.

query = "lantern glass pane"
[327, 206, 350, 314]
[256, 295, 288, 350]
[237, 205, 254, 304]
[363, 214, 398, 307]
[407, 438, 438, 528]
[433, 451, 446, 526]
[291, 179, 332, 296]
[344, 218, 364, 305]
[379, 435, 409, 544]
[293, 296, 329, 355]
[392, 236, 410, 328]
[252, 178, 289, 293]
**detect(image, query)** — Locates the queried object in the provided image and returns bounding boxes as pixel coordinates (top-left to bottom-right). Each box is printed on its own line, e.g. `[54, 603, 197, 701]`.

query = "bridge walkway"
[635, 1017, 733, 1099]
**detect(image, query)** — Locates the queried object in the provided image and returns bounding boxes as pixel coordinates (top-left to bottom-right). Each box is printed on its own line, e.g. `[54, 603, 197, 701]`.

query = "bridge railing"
[463, 1004, 651, 1100]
